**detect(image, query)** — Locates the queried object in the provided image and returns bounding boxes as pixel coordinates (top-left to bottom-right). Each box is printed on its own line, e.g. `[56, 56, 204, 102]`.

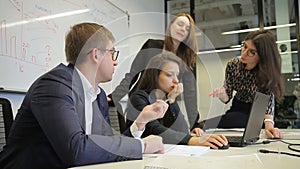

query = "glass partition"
[167, 0, 300, 128]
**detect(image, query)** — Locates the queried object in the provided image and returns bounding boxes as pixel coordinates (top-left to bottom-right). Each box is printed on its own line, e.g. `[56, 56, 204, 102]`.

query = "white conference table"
[70, 129, 300, 169]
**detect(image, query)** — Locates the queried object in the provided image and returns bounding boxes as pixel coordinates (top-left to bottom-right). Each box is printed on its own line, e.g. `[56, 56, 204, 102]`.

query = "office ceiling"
[168, 0, 295, 32]
[167, 0, 296, 49]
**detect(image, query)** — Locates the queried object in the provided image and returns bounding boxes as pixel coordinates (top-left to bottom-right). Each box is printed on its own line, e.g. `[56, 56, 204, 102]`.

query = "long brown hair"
[164, 13, 198, 70]
[136, 51, 183, 93]
[245, 30, 284, 98]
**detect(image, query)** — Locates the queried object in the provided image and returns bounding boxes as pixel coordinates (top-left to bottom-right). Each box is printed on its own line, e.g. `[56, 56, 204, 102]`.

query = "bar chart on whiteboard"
[0, 0, 125, 91]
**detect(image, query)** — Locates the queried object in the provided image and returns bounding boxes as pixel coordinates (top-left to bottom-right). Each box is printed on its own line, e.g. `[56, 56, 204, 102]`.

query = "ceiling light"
[222, 23, 296, 35]
[4, 9, 90, 28]
[197, 47, 241, 55]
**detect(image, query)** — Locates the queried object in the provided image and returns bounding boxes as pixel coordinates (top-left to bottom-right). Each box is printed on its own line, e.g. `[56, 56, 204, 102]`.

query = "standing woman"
[125, 52, 228, 149]
[110, 13, 202, 135]
[207, 30, 284, 139]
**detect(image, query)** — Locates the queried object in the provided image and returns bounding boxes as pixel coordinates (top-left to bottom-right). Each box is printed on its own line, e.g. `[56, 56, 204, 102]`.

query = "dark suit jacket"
[111, 39, 200, 129]
[125, 90, 192, 145]
[0, 64, 142, 169]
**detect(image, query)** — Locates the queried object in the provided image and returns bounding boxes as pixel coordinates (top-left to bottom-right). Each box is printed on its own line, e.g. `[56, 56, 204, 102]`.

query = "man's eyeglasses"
[101, 49, 119, 61]
[88, 48, 119, 61]
[241, 41, 257, 57]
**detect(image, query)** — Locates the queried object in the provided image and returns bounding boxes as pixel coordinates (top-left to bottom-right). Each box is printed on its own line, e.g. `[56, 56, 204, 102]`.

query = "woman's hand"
[264, 115, 283, 139]
[167, 83, 183, 103]
[208, 87, 229, 103]
[191, 128, 204, 137]
[265, 127, 283, 139]
[188, 134, 228, 150]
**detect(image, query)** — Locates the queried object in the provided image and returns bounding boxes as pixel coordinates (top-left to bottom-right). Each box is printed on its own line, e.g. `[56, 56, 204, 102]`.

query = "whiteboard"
[0, 0, 127, 92]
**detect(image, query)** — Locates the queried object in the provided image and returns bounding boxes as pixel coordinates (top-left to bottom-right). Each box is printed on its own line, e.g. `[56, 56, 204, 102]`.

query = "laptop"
[210, 92, 271, 147]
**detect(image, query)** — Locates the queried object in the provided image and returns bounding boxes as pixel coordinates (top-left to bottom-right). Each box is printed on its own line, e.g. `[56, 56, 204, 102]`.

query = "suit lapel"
[68, 64, 112, 135]
[68, 64, 86, 131]
[92, 96, 113, 135]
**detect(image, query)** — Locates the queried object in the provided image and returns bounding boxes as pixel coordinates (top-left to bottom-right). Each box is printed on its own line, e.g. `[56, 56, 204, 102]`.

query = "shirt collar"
[75, 67, 100, 101]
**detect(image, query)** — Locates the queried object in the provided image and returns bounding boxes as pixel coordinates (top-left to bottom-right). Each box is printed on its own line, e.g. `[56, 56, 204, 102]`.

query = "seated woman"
[124, 51, 228, 149]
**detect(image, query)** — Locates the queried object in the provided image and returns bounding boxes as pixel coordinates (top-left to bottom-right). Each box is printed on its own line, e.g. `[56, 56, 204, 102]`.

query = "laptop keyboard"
[226, 136, 242, 142]
[144, 166, 170, 169]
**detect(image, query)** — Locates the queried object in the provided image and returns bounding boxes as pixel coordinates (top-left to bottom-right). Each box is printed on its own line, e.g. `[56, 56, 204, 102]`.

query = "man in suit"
[0, 23, 167, 169]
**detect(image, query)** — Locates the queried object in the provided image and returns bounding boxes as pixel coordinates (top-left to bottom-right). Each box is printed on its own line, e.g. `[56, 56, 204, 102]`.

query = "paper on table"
[205, 128, 245, 133]
[145, 153, 298, 169]
[144, 144, 210, 157]
[164, 144, 210, 156]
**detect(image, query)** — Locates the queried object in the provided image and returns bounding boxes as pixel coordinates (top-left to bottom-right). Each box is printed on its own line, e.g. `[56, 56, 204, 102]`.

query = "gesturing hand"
[208, 87, 229, 103]
[135, 100, 168, 129]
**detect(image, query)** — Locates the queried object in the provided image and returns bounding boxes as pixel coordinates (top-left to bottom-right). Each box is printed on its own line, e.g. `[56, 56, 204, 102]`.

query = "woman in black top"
[110, 13, 201, 134]
[125, 52, 228, 149]
[206, 30, 284, 139]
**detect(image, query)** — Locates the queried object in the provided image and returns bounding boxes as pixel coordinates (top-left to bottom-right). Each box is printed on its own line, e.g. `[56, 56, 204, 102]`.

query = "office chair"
[108, 100, 126, 134]
[0, 98, 14, 150]
[108, 106, 122, 134]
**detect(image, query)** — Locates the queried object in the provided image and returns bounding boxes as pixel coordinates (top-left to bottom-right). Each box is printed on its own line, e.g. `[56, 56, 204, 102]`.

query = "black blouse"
[125, 90, 192, 145]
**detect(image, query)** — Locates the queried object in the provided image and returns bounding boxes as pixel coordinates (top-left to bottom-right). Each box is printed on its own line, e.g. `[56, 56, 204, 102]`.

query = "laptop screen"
[243, 92, 271, 143]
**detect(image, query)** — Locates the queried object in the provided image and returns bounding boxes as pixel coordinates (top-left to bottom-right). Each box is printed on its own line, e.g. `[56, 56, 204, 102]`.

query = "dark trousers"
[203, 98, 252, 129]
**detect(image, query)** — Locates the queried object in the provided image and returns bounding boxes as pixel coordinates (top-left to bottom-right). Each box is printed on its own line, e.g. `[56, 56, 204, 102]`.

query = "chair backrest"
[108, 106, 121, 134]
[108, 106, 127, 134]
[0, 98, 14, 151]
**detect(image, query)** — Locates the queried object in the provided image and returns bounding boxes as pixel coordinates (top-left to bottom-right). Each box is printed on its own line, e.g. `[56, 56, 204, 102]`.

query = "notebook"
[216, 92, 271, 147]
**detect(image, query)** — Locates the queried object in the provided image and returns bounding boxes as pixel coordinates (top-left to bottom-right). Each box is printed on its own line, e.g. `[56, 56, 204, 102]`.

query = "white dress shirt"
[75, 67, 100, 135]
[75, 67, 146, 152]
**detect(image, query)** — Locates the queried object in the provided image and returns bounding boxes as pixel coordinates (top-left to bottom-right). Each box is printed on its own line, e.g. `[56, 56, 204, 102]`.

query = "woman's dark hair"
[245, 30, 284, 98]
[136, 51, 184, 93]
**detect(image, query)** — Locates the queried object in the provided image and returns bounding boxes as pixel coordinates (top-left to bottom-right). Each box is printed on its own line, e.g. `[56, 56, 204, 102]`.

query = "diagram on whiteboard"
[0, 0, 125, 91]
